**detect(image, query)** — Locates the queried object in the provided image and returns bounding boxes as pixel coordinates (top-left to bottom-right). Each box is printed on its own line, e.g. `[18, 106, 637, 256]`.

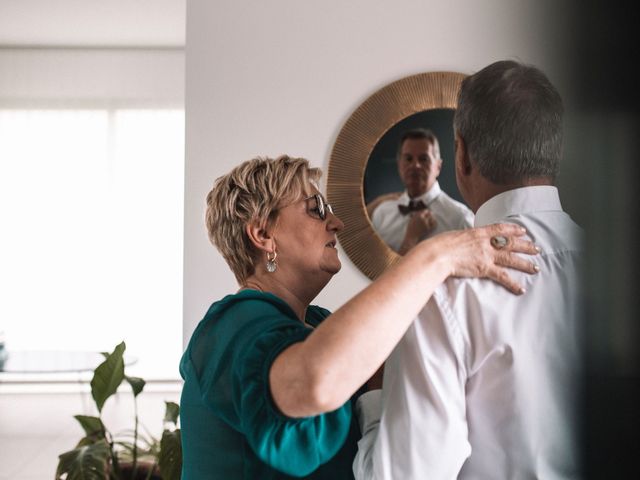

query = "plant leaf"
[163, 401, 180, 425]
[159, 429, 182, 480]
[125, 375, 146, 397]
[76, 436, 98, 448]
[91, 342, 126, 413]
[74, 415, 106, 439]
[55, 439, 110, 480]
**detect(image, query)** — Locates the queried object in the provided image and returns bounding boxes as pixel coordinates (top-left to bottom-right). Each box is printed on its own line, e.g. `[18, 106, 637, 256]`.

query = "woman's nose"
[327, 211, 344, 232]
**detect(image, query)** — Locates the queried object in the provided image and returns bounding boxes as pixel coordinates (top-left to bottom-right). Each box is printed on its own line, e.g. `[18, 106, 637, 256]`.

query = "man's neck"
[407, 181, 437, 200]
[407, 190, 426, 200]
[471, 177, 553, 212]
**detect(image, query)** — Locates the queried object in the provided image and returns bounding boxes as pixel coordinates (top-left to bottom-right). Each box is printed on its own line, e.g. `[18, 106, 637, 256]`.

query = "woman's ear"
[245, 221, 276, 254]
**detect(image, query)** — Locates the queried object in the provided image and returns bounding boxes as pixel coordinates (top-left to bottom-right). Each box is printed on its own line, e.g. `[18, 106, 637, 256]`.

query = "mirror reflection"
[364, 109, 474, 254]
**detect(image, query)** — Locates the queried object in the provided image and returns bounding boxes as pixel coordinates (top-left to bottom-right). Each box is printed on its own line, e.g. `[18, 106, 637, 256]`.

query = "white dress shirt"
[355, 186, 584, 479]
[370, 182, 474, 252]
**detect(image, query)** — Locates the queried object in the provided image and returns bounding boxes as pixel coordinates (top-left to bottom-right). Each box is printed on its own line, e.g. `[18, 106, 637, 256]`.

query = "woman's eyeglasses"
[305, 194, 334, 221]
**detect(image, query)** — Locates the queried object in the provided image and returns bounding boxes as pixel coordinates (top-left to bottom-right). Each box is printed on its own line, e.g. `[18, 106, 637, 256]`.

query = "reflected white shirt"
[354, 186, 584, 480]
[370, 182, 474, 252]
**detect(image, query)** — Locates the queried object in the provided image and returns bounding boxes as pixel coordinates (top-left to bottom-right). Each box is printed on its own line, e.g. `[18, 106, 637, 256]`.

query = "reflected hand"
[400, 210, 437, 255]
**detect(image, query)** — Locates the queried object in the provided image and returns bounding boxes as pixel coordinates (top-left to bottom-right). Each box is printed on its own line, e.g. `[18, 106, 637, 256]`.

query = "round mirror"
[327, 72, 466, 280]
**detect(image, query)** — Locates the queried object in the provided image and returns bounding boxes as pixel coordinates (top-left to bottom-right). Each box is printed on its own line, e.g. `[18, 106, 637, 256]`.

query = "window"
[0, 108, 184, 380]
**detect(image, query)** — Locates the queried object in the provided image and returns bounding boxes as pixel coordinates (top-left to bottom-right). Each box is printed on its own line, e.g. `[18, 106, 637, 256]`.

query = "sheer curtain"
[0, 107, 184, 380]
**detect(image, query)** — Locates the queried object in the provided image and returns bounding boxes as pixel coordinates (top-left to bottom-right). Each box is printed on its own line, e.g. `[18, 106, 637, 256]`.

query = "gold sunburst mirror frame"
[327, 71, 466, 280]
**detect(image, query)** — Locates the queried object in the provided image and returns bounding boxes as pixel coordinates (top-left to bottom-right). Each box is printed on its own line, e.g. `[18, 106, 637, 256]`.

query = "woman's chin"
[320, 259, 342, 276]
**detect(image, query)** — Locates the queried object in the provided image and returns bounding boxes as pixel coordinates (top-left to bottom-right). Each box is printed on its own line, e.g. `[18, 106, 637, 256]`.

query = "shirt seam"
[433, 287, 469, 378]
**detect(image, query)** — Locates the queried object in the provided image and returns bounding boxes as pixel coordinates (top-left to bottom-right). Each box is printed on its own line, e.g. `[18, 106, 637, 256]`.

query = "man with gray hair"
[354, 60, 584, 479]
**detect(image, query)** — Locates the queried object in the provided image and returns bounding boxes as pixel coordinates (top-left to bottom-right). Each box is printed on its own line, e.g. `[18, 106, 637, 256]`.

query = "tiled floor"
[0, 387, 181, 479]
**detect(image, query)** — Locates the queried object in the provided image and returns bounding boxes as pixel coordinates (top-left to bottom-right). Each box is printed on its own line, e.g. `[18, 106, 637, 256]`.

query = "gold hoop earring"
[266, 251, 278, 273]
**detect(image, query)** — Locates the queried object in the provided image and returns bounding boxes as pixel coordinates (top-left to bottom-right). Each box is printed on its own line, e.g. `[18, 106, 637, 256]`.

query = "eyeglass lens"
[307, 194, 333, 220]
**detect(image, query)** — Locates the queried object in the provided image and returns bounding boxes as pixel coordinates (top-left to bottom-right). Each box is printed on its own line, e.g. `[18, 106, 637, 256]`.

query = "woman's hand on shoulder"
[428, 223, 540, 295]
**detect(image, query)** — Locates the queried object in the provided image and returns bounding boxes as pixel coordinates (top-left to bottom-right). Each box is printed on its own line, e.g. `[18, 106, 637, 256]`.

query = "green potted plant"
[55, 342, 182, 480]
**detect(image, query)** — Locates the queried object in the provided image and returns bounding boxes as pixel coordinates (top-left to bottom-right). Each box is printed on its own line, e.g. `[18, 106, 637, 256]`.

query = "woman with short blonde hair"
[205, 155, 321, 284]
[180, 155, 539, 479]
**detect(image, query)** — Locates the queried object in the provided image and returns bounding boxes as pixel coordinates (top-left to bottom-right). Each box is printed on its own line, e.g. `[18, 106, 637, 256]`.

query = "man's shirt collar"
[400, 181, 442, 206]
[474, 185, 562, 227]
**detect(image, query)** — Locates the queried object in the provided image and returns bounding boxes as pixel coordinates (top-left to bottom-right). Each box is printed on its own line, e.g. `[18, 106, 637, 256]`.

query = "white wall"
[184, 0, 568, 341]
[0, 48, 184, 104]
[0, 0, 185, 47]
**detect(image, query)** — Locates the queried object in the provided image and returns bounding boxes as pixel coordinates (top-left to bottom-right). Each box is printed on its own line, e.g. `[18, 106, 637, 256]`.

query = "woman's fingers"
[481, 223, 541, 293]
[484, 223, 540, 256]
[485, 266, 527, 295]
[486, 222, 527, 239]
[442, 223, 540, 294]
[495, 251, 540, 275]
[506, 237, 541, 255]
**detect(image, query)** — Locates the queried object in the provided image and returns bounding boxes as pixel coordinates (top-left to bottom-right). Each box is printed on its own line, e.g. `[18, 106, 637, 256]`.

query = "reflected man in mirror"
[367, 129, 474, 254]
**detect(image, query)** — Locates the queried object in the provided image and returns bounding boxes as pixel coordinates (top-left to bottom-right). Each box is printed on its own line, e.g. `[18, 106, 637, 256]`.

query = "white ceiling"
[0, 0, 185, 47]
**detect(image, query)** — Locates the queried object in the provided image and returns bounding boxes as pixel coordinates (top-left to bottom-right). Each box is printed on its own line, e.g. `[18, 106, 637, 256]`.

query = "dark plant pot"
[119, 461, 162, 480]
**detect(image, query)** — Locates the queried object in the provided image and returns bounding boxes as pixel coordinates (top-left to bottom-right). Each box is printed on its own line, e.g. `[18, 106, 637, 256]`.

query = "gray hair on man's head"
[453, 60, 564, 184]
[397, 128, 441, 159]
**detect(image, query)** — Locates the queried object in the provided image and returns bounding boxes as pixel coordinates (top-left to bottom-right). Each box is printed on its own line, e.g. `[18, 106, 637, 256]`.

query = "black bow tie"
[398, 199, 428, 215]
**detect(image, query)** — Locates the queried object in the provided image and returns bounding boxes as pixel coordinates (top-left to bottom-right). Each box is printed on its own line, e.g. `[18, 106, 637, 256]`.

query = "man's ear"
[245, 221, 276, 254]
[435, 157, 443, 177]
[454, 133, 472, 178]
[396, 155, 404, 179]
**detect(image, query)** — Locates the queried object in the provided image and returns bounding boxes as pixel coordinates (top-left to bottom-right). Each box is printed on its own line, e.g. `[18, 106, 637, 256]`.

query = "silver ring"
[490, 235, 509, 250]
